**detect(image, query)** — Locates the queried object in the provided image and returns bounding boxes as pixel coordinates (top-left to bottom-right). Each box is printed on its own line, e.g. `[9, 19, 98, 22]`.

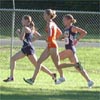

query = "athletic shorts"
[65, 45, 76, 53]
[47, 37, 58, 48]
[21, 45, 35, 56]
[47, 42, 58, 48]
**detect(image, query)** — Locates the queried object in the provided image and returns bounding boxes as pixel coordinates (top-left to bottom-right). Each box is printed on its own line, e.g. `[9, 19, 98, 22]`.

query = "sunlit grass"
[0, 47, 100, 100]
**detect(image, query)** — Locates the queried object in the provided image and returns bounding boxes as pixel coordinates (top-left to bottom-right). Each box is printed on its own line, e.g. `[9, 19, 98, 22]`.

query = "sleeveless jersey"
[64, 26, 76, 46]
[46, 21, 62, 48]
[23, 33, 33, 47]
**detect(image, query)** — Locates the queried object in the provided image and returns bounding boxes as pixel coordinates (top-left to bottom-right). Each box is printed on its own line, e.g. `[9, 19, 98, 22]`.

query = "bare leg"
[10, 51, 25, 78]
[27, 54, 54, 77]
[69, 52, 91, 82]
[31, 48, 50, 81]
[59, 50, 69, 60]
[59, 50, 75, 69]
[50, 48, 64, 77]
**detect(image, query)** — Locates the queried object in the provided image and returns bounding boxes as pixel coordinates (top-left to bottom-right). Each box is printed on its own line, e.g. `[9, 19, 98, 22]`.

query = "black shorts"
[21, 45, 35, 56]
[65, 45, 76, 53]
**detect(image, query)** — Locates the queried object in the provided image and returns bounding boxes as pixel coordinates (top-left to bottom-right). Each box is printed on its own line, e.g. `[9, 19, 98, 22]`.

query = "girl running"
[3, 15, 56, 82]
[24, 9, 76, 85]
[56, 14, 94, 88]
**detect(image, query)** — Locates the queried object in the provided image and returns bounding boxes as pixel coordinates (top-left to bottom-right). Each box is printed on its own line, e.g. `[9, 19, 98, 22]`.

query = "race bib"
[65, 38, 69, 45]
[64, 30, 69, 45]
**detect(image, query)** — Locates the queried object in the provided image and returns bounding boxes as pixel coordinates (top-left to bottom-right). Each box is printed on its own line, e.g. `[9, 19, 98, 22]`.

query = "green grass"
[0, 47, 100, 100]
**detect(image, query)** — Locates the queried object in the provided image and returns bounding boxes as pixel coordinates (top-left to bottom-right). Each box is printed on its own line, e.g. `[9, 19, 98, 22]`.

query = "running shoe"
[52, 73, 57, 83]
[23, 78, 34, 85]
[55, 77, 66, 84]
[3, 77, 14, 82]
[88, 80, 94, 88]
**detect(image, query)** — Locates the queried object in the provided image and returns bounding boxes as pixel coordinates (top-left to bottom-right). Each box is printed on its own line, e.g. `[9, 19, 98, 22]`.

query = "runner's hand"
[16, 29, 21, 34]
[73, 39, 79, 46]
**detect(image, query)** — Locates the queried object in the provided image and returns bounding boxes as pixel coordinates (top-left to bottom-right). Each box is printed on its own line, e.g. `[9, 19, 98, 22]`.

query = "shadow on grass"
[0, 86, 100, 100]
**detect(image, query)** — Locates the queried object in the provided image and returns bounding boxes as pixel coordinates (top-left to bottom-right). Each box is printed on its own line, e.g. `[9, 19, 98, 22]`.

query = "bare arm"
[72, 26, 87, 41]
[16, 27, 31, 41]
[57, 34, 64, 41]
[32, 31, 41, 42]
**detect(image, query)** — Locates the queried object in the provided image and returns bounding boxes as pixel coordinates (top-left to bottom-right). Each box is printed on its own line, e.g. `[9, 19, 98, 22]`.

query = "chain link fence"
[0, 9, 100, 39]
[0, 9, 100, 55]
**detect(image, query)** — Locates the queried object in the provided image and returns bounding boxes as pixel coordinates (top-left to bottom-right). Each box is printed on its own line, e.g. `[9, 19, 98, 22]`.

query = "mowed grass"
[0, 46, 100, 100]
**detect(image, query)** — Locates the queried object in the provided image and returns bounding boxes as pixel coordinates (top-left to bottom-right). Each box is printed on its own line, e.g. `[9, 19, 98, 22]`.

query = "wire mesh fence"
[0, 7, 100, 100]
[0, 9, 100, 55]
[0, 9, 100, 39]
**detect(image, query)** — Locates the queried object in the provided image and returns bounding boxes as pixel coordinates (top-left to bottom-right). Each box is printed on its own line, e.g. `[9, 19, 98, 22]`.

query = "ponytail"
[51, 10, 57, 19]
[23, 15, 36, 33]
[72, 18, 77, 23]
[64, 14, 77, 24]
[45, 9, 57, 19]
[29, 21, 36, 32]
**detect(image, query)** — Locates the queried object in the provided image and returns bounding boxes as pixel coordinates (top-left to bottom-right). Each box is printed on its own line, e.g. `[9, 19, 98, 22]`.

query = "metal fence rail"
[0, 9, 99, 65]
[0, 9, 100, 40]
[0, 9, 99, 56]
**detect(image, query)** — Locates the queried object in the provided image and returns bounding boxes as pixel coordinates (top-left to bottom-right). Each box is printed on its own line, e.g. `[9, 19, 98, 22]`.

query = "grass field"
[0, 47, 100, 100]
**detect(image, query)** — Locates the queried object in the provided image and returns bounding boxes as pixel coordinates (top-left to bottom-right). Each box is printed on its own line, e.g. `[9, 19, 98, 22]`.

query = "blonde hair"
[64, 14, 77, 23]
[23, 15, 36, 31]
[45, 9, 57, 19]
[29, 21, 36, 31]
[23, 15, 32, 22]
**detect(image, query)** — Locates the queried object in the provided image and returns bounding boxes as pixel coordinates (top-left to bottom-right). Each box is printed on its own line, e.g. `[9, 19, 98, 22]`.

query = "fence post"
[10, 0, 15, 59]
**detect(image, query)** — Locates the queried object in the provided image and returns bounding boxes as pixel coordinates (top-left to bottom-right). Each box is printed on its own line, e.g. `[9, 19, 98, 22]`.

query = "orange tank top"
[45, 21, 62, 48]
